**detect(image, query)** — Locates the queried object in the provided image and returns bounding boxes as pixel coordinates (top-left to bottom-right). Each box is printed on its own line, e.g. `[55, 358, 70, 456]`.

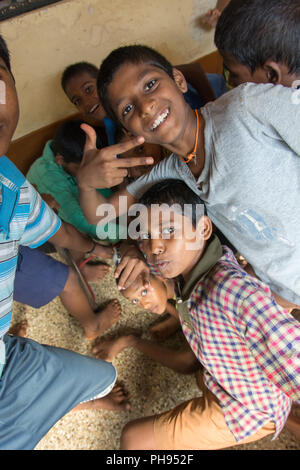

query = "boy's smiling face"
[107, 62, 194, 153]
[0, 58, 19, 156]
[65, 71, 106, 125]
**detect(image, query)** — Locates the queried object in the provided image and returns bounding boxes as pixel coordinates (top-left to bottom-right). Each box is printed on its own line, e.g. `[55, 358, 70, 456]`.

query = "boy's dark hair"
[61, 62, 98, 92]
[0, 35, 12, 75]
[215, 0, 300, 74]
[97, 45, 174, 122]
[139, 179, 206, 228]
[51, 119, 103, 164]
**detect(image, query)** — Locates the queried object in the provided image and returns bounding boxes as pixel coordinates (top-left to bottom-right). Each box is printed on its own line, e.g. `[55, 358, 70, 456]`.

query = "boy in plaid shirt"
[117, 180, 299, 450]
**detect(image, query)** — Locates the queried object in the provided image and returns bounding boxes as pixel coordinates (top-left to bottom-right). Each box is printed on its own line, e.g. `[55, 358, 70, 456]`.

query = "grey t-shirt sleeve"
[242, 83, 300, 156]
[126, 153, 201, 199]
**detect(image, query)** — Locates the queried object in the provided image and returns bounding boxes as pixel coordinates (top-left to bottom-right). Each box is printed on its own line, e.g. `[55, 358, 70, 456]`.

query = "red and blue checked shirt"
[176, 236, 299, 443]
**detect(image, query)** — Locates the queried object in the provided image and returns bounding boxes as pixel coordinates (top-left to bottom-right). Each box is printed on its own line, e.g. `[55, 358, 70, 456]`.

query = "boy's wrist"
[77, 180, 95, 192]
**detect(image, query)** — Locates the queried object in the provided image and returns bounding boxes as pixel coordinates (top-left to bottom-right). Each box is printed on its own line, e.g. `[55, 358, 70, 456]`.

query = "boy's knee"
[121, 417, 157, 450]
[120, 421, 136, 450]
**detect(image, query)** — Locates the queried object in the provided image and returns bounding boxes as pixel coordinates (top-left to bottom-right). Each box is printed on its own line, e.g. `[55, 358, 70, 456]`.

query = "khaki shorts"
[153, 373, 275, 450]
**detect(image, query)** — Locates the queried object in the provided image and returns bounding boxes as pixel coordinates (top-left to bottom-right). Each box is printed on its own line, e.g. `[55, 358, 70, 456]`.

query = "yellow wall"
[0, 0, 216, 139]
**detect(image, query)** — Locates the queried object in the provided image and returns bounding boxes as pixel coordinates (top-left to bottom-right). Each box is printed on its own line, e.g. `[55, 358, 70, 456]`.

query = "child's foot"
[92, 335, 136, 361]
[149, 315, 180, 341]
[92, 244, 114, 259]
[73, 383, 130, 412]
[7, 320, 28, 337]
[84, 299, 122, 340]
[80, 263, 111, 283]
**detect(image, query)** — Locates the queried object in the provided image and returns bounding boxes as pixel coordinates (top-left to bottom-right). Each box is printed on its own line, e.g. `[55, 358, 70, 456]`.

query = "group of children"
[0, 0, 299, 451]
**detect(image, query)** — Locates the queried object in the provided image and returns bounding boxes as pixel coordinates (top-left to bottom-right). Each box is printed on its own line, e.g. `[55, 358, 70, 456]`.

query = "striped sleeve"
[20, 182, 61, 248]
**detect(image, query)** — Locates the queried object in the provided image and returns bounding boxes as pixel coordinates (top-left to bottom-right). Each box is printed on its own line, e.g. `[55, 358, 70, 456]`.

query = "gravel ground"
[11, 253, 300, 451]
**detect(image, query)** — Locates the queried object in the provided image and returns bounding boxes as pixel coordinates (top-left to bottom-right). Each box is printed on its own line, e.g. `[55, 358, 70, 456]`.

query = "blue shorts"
[14, 246, 69, 308]
[0, 334, 117, 450]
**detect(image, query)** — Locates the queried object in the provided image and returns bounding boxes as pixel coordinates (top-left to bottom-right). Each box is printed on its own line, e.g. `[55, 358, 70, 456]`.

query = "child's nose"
[139, 98, 156, 118]
[141, 298, 152, 310]
[150, 239, 164, 255]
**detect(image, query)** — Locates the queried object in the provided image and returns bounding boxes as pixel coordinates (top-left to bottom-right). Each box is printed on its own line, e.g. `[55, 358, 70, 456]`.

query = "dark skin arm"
[94, 334, 200, 375]
[49, 220, 113, 258]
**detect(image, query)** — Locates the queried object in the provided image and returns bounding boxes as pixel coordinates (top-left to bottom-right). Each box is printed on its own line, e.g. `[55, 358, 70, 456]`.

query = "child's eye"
[141, 289, 147, 297]
[144, 79, 157, 91]
[132, 299, 138, 305]
[122, 104, 133, 117]
[73, 98, 81, 107]
[162, 226, 175, 236]
[85, 85, 93, 94]
[140, 232, 150, 240]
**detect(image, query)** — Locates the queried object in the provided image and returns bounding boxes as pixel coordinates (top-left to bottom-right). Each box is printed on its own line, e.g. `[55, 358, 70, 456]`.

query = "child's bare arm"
[78, 185, 136, 225]
[133, 337, 200, 374]
[176, 63, 216, 104]
[216, 0, 231, 12]
[200, 0, 231, 28]
[49, 219, 113, 258]
[94, 334, 200, 374]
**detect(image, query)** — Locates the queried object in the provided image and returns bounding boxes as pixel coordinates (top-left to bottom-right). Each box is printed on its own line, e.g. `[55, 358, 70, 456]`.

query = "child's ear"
[55, 154, 64, 166]
[196, 216, 213, 242]
[263, 61, 282, 85]
[172, 68, 188, 93]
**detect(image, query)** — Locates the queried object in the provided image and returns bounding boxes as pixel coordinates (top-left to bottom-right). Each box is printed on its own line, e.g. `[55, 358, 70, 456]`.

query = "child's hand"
[77, 124, 154, 190]
[114, 244, 151, 291]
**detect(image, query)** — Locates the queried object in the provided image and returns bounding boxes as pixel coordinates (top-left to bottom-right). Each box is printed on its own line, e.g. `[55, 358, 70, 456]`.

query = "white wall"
[0, 0, 216, 139]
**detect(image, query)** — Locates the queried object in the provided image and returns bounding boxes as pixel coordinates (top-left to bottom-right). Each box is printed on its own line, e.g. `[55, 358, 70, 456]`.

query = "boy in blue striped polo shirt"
[0, 35, 129, 450]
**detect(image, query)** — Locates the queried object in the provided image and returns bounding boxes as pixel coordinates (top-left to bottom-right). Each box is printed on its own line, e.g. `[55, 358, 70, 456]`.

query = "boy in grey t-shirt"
[77, 43, 300, 309]
[125, 82, 300, 306]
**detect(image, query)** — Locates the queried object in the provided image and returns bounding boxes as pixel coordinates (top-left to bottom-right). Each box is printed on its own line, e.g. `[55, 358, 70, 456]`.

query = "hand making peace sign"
[77, 123, 154, 190]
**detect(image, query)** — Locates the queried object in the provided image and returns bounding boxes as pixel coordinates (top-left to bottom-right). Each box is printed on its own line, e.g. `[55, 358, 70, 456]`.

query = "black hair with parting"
[215, 0, 300, 74]
[61, 62, 99, 92]
[139, 179, 207, 228]
[97, 45, 174, 123]
[50, 119, 103, 164]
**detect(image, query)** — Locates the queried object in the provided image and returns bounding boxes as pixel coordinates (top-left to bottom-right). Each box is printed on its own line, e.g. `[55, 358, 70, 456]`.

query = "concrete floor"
[11, 253, 300, 450]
